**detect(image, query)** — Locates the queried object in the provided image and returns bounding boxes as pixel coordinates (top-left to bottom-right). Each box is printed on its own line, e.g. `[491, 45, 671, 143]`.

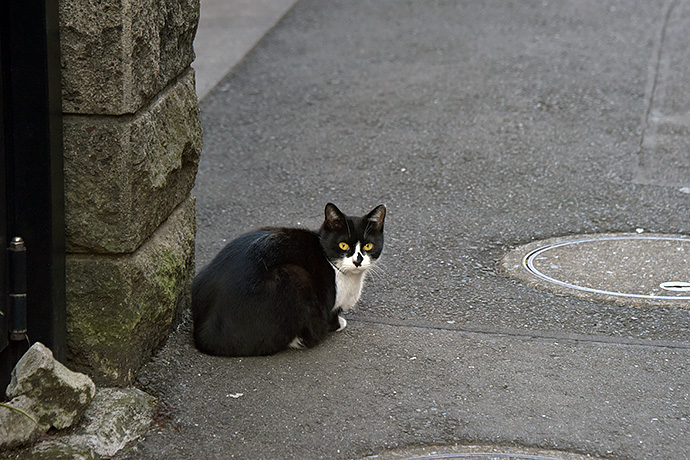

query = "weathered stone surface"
[66, 196, 196, 385]
[59, 0, 200, 115]
[21, 444, 98, 460]
[0, 396, 41, 451]
[63, 69, 202, 254]
[27, 388, 155, 459]
[6, 343, 96, 431]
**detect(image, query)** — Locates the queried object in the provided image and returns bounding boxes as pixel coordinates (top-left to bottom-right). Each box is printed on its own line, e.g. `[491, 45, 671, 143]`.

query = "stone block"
[66, 195, 196, 386]
[60, 0, 200, 115]
[63, 69, 201, 254]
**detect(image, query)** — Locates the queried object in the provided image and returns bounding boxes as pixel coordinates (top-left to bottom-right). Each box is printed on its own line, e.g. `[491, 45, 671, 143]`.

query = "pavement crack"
[639, 0, 678, 151]
[348, 314, 690, 351]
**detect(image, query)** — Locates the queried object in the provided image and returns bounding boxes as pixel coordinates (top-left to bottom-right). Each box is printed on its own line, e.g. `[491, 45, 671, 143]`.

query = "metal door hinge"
[8, 237, 27, 341]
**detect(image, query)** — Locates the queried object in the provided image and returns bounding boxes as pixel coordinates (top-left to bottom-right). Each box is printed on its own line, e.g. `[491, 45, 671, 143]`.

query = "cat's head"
[319, 203, 386, 274]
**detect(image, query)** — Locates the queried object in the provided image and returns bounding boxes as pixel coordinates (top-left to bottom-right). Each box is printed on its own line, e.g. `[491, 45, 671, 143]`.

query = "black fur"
[191, 203, 385, 356]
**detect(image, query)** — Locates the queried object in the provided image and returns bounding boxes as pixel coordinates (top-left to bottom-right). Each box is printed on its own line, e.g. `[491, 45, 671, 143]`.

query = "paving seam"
[348, 314, 690, 351]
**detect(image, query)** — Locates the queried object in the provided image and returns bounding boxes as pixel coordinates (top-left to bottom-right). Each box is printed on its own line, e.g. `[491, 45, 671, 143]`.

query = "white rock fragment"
[0, 396, 41, 450]
[31, 387, 155, 459]
[5, 342, 96, 431]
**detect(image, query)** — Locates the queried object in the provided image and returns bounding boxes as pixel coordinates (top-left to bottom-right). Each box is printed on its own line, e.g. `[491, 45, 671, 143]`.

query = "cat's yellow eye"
[339, 242, 349, 251]
[363, 243, 374, 251]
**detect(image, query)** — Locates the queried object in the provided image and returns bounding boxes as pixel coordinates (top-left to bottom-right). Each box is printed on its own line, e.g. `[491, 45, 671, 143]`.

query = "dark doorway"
[0, 0, 65, 391]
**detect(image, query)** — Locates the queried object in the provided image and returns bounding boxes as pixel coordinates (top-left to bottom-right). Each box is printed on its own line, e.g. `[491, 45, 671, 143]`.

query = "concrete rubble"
[26, 388, 155, 460]
[1, 342, 95, 451]
[1, 343, 154, 459]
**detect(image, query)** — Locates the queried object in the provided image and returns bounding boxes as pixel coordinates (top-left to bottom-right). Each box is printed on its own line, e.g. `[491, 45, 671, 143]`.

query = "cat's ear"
[366, 205, 386, 230]
[324, 203, 346, 229]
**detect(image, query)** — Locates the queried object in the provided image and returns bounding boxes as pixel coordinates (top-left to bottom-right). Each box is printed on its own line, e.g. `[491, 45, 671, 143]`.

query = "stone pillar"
[59, 0, 202, 385]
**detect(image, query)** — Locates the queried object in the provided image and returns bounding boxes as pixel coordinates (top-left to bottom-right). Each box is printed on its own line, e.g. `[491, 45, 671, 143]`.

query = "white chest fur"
[334, 270, 366, 311]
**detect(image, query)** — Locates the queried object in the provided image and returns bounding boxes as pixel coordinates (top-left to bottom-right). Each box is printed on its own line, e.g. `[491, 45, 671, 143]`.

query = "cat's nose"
[353, 253, 364, 267]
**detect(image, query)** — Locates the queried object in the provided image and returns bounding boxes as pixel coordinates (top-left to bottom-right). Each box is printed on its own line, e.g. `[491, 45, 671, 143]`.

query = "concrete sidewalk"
[123, 1, 690, 459]
[193, 0, 297, 100]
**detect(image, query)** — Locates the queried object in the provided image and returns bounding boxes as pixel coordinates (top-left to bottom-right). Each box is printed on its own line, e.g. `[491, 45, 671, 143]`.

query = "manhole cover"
[502, 233, 690, 306]
[367, 445, 602, 460]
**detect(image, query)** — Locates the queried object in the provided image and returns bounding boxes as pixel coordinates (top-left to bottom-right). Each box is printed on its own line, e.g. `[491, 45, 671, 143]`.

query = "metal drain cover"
[503, 233, 690, 306]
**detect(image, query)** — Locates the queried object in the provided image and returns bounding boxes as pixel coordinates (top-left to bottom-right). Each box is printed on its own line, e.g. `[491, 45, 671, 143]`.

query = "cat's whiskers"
[365, 263, 387, 282]
[328, 259, 346, 275]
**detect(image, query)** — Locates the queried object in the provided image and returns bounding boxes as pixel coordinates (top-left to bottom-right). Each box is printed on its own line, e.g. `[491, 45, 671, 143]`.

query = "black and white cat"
[191, 203, 386, 356]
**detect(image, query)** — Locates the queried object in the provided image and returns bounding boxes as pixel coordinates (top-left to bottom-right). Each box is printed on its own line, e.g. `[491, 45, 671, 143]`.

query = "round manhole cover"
[503, 233, 690, 306]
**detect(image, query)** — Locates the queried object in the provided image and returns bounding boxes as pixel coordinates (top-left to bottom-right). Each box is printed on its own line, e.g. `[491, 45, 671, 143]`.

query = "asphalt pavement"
[121, 1, 690, 459]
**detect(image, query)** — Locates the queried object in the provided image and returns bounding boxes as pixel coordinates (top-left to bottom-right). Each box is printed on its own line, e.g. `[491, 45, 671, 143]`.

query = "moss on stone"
[66, 196, 196, 386]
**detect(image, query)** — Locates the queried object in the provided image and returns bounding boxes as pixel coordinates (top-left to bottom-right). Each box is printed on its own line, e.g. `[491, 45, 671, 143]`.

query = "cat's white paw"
[289, 337, 305, 349]
[336, 316, 347, 332]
